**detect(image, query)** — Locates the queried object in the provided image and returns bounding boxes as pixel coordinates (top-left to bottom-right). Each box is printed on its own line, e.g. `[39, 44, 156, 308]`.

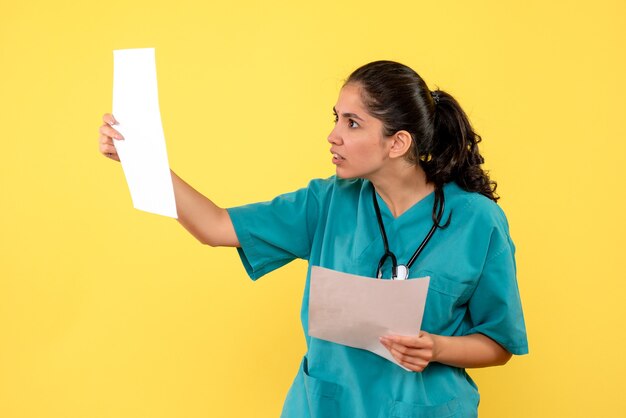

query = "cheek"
[344, 131, 387, 163]
[361, 138, 387, 160]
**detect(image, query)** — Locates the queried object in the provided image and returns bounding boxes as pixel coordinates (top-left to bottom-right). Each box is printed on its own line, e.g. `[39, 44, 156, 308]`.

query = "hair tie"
[431, 90, 440, 105]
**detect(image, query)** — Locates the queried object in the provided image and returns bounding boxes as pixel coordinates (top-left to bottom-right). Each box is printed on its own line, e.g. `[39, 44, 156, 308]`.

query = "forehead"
[334, 83, 368, 114]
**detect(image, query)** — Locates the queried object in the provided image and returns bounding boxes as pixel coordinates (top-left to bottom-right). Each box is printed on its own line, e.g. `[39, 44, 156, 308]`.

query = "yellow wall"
[1, 0, 624, 416]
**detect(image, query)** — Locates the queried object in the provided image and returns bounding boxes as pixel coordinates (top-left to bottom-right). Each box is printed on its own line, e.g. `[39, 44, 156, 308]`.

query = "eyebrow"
[333, 107, 365, 121]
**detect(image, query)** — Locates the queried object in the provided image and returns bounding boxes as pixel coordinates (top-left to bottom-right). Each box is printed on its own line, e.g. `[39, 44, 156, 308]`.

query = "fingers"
[99, 141, 120, 161]
[382, 332, 434, 349]
[380, 338, 433, 362]
[99, 123, 124, 141]
[103, 113, 117, 126]
[99, 113, 123, 161]
[380, 334, 434, 372]
[387, 345, 431, 372]
[99, 113, 123, 141]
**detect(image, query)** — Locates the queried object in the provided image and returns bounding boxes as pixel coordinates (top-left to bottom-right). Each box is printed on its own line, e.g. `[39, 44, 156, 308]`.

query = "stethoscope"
[372, 186, 446, 280]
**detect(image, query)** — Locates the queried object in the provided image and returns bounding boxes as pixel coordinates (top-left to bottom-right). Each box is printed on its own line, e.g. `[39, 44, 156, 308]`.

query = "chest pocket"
[415, 270, 474, 335]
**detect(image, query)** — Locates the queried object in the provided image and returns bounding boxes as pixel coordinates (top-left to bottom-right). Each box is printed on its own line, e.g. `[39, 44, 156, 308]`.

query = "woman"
[99, 61, 528, 417]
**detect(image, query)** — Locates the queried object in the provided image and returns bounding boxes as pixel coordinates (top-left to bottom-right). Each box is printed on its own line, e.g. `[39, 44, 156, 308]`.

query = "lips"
[330, 149, 345, 160]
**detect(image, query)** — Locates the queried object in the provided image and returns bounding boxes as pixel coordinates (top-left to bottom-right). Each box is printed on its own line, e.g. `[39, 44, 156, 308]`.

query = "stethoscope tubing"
[372, 186, 444, 279]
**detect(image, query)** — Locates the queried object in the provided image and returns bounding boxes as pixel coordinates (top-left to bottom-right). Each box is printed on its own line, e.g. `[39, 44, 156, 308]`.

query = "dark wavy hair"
[345, 61, 498, 204]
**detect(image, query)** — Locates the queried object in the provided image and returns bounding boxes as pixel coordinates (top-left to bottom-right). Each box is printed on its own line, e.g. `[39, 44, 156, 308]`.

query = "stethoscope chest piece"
[394, 265, 409, 280]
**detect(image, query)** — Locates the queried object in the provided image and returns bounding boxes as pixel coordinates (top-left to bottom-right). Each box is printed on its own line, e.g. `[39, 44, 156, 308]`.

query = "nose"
[327, 125, 342, 145]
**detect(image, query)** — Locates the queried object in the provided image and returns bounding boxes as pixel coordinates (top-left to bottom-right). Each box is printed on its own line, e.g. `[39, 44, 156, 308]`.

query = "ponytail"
[423, 90, 498, 202]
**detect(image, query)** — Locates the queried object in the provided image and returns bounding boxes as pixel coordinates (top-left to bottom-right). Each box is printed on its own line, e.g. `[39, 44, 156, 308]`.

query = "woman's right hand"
[98, 113, 124, 162]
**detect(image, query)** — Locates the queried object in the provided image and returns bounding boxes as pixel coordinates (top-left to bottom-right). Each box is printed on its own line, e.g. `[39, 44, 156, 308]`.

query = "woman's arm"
[98, 113, 239, 247]
[170, 171, 239, 247]
[380, 332, 512, 372]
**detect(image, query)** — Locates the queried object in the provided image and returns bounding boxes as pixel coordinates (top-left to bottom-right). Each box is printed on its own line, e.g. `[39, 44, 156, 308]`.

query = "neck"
[369, 163, 434, 218]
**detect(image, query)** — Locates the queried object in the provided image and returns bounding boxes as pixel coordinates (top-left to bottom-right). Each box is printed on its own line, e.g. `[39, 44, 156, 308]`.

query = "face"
[328, 83, 392, 180]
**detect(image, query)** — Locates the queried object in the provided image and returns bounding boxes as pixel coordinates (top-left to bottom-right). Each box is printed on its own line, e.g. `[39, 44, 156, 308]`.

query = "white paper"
[112, 48, 177, 218]
[308, 266, 430, 370]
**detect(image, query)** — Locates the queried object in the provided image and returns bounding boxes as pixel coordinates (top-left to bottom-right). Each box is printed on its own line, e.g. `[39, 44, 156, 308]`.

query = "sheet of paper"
[308, 266, 430, 370]
[112, 48, 177, 218]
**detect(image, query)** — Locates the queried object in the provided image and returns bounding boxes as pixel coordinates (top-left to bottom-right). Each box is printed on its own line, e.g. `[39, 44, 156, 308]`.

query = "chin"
[335, 169, 358, 180]
[336, 166, 369, 181]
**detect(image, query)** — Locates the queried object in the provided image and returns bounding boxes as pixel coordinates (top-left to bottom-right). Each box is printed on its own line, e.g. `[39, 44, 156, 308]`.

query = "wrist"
[430, 334, 447, 363]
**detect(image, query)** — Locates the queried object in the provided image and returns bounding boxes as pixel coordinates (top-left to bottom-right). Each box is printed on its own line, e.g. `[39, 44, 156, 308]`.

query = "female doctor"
[98, 60, 528, 417]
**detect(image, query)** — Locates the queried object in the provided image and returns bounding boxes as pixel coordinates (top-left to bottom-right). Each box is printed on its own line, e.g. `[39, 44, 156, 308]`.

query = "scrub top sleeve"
[226, 181, 323, 280]
[466, 232, 529, 355]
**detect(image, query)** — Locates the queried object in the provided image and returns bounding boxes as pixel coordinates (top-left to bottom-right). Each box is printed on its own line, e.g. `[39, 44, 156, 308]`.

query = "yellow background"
[1, 0, 624, 416]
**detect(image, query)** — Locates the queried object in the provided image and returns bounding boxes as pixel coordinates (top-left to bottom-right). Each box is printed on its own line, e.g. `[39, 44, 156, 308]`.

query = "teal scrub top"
[227, 177, 528, 418]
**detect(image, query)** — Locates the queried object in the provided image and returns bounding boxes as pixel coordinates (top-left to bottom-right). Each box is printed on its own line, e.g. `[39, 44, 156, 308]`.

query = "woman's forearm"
[432, 333, 512, 368]
[98, 115, 238, 247]
[171, 170, 239, 247]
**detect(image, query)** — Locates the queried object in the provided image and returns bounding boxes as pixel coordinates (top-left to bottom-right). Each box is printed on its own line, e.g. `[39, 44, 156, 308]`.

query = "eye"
[348, 119, 360, 128]
[332, 112, 338, 124]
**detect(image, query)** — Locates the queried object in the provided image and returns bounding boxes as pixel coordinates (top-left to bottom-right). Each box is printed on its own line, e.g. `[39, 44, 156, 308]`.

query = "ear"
[388, 130, 413, 159]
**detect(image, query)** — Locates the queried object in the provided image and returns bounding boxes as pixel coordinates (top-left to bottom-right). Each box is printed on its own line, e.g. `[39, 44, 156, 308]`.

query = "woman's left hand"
[380, 332, 438, 372]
